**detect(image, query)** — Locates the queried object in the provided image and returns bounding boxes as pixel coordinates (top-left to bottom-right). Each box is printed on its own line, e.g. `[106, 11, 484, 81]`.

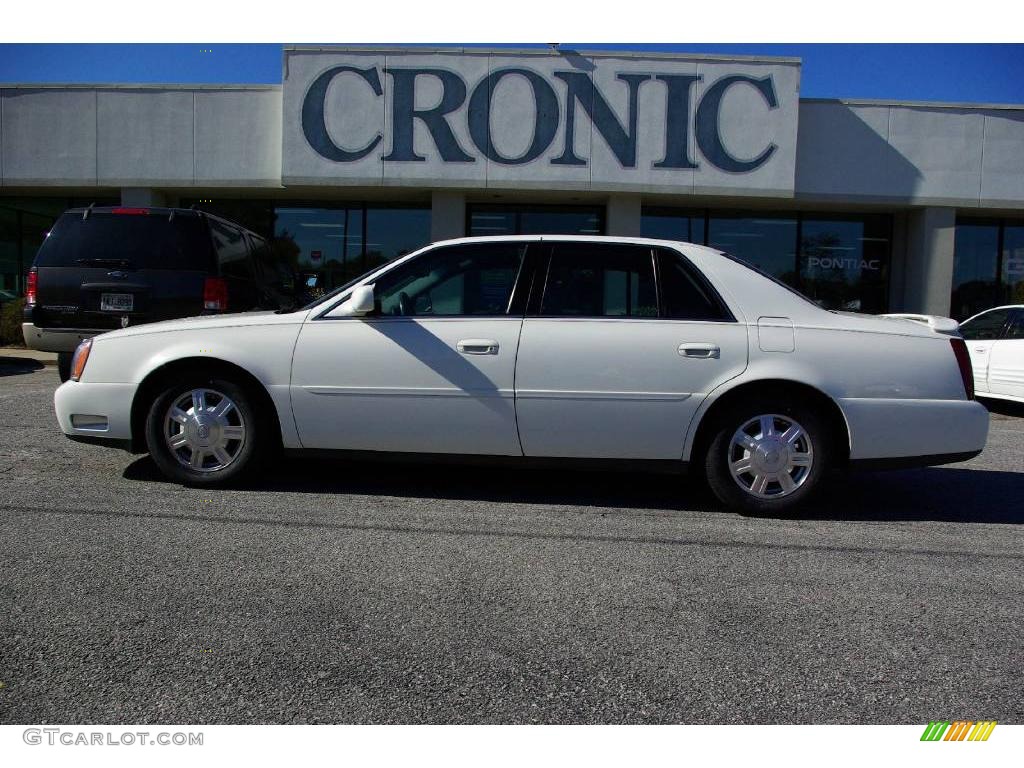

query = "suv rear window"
[32, 211, 214, 271]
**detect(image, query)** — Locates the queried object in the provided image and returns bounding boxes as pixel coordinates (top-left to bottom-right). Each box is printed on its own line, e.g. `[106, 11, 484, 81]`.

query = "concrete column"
[903, 206, 957, 316]
[430, 191, 465, 242]
[605, 194, 642, 236]
[120, 188, 169, 207]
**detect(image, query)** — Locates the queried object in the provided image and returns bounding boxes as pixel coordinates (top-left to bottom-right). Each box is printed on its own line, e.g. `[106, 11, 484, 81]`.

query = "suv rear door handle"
[679, 343, 720, 359]
[457, 339, 499, 355]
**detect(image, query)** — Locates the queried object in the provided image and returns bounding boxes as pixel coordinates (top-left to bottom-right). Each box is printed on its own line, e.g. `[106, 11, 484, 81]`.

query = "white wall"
[795, 100, 1024, 209]
[0, 86, 283, 189]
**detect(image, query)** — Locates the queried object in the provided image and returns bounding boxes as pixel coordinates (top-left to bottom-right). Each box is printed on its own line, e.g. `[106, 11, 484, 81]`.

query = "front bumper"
[841, 397, 989, 461]
[54, 380, 138, 446]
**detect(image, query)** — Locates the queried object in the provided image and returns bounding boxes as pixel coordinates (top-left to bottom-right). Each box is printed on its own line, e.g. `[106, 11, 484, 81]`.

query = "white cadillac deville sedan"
[54, 236, 989, 514]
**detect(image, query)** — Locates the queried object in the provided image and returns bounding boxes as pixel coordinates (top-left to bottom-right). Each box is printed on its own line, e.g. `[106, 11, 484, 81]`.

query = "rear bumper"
[54, 379, 137, 444]
[840, 397, 989, 461]
[23, 323, 107, 353]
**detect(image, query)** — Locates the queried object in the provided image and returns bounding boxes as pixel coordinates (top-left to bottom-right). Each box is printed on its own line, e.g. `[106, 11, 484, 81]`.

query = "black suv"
[22, 206, 299, 380]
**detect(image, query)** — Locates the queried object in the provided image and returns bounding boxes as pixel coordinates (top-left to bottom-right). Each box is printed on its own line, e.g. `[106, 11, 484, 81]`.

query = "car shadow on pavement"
[0, 357, 44, 377]
[123, 455, 1024, 524]
[979, 397, 1024, 419]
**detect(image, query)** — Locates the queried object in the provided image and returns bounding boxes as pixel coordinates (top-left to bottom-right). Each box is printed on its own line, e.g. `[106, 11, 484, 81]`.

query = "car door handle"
[457, 339, 499, 355]
[678, 343, 720, 359]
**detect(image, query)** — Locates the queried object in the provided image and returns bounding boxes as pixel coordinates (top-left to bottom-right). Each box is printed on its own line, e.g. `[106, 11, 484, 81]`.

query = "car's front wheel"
[145, 375, 262, 485]
[704, 400, 833, 515]
[57, 351, 72, 383]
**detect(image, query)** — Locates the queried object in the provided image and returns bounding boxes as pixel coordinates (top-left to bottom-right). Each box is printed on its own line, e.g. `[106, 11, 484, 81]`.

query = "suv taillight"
[26, 268, 38, 306]
[203, 277, 229, 311]
[950, 337, 974, 401]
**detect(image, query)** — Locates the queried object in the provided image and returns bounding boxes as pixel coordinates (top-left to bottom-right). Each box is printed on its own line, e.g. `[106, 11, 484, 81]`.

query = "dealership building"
[1, 46, 1023, 319]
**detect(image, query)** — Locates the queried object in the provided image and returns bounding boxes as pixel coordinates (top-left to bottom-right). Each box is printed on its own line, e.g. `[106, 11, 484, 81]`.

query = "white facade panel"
[195, 89, 282, 186]
[887, 106, 985, 206]
[980, 110, 1024, 209]
[1, 88, 97, 186]
[97, 89, 195, 186]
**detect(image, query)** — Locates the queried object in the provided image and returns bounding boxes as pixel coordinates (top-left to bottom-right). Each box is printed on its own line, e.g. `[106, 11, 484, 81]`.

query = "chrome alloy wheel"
[163, 388, 246, 472]
[728, 414, 814, 499]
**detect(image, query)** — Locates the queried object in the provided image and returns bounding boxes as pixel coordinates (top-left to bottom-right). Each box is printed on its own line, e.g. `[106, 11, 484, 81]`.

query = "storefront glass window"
[365, 207, 432, 271]
[640, 208, 706, 245]
[274, 207, 364, 293]
[0, 196, 115, 294]
[0, 208, 18, 293]
[707, 215, 798, 284]
[951, 221, 1000, 320]
[799, 215, 891, 313]
[272, 204, 431, 297]
[1002, 225, 1024, 306]
[468, 205, 604, 237]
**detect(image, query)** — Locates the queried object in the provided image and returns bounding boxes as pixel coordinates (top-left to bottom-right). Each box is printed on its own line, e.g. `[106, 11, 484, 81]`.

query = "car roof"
[431, 234, 719, 253]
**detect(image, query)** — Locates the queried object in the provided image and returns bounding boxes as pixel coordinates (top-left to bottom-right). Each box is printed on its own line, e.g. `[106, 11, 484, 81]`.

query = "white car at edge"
[54, 235, 989, 514]
[957, 305, 1024, 405]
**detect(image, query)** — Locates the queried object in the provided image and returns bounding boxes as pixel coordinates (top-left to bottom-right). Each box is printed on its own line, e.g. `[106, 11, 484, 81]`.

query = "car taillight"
[26, 268, 38, 306]
[111, 207, 150, 215]
[203, 277, 229, 311]
[70, 338, 92, 382]
[950, 337, 974, 401]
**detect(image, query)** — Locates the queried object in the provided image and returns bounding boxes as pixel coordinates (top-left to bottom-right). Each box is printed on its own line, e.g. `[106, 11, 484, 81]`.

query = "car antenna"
[82, 202, 95, 220]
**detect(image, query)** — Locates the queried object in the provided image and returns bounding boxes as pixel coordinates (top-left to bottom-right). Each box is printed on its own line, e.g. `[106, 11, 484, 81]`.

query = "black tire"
[144, 373, 263, 486]
[703, 398, 833, 516]
[57, 351, 72, 383]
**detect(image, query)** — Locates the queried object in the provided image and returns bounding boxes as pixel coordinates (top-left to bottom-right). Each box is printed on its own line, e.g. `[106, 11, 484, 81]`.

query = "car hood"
[91, 310, 302, 342]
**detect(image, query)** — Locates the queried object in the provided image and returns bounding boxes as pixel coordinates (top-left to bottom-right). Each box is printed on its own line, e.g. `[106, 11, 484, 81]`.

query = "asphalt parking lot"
[1, 359, 1022, 724]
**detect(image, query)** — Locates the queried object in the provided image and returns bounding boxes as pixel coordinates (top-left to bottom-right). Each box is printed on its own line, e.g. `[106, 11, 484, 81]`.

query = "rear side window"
[541, 244, 657, 317]
[959, 309, 1010, 340]
[32, 211, 213, 271]
[657, 249, 733, 321]
[209, 219, 255, 280]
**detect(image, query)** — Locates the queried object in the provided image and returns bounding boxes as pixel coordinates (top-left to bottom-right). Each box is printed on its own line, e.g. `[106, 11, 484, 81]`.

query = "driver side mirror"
[331, 284, 375, 317]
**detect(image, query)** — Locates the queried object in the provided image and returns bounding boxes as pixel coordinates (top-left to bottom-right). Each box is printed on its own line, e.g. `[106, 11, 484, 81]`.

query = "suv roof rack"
[82, 203, 95, 220]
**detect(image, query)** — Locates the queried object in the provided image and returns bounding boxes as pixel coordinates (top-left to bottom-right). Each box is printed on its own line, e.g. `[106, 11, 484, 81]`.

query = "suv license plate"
[100, 293, 134, 312]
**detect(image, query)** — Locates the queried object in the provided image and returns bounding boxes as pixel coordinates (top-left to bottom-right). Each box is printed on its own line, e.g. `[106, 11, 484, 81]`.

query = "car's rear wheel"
[145, 375, 261, 485]
[704, 400, 832, 515]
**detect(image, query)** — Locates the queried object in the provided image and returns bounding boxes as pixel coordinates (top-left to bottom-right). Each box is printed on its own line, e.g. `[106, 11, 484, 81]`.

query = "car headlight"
[70, 338, 92, 382]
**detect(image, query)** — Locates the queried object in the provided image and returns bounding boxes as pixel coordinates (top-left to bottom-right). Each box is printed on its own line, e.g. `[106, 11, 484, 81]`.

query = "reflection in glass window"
[799, 216, 890, 313]
[273, 205, 430, 297]
[542, 244, 657, 317]
[274, 207, 363, 294]
[951, 221, 1000, 320]
[1003, 226, 1024, 306]
[468, 205, 604, 237]
[365, 207, 431, 271]
[641, 208, 706, 245]
[0, 208, 19, 293]
[708, 215, 798, 285]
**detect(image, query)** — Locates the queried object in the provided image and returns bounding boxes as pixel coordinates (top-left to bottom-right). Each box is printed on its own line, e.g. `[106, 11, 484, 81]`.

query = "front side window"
[540, 244, 657, 318]
[373, 243, 525, 317]
[959, 308, 1010, 341]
